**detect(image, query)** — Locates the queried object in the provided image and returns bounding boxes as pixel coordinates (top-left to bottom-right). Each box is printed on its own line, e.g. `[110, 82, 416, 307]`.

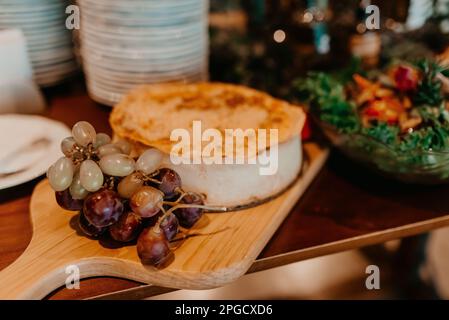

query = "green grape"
[72, 121, 96, 147]
[97, 143, 123, 158]
[130, 186, 163, 218]
[115, 139, 132, 155]
[117, 172, 144, 199]
[69, 170, 89, 200]
[61, 137, 76, 157]
[93, 133, 111, 149]
[48, 157, 74, 191]
[99, 154, 135, 177]
[136, 148, 163, 174]
[80, 159, 104, 192]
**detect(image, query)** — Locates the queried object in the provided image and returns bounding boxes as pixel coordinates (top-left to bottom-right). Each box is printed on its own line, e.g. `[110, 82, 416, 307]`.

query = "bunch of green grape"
[48, 121, 223, 268]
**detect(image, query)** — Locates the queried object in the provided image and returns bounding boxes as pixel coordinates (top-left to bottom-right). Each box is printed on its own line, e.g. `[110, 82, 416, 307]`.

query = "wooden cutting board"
[0, 143, 328, 299]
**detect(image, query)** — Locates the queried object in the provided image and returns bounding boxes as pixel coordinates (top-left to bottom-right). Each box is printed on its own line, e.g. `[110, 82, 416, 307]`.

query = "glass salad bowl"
[318, 121, 449, 185]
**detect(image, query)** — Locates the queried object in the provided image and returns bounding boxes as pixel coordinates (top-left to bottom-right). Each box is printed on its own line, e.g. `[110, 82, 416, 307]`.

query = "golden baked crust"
[110, 82, 305, 156]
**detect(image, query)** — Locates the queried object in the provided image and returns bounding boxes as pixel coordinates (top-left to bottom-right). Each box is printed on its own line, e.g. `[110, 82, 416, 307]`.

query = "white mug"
[0, 29, 45, 114]
[0, 80, 46, 114]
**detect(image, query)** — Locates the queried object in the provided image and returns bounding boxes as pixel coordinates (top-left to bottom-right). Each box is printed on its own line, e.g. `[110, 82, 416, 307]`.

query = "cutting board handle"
[0, 242, 73, 299]
[0, 144, 329, 299]
[0, 181, 124, 299]
[0, 240, 139, 299]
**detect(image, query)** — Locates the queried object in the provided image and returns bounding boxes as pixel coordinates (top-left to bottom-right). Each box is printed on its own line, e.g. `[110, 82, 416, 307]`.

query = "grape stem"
[130, 211, 142, 222]
[104, 176, 116, 190]
[153, 204, 166, 234]
[145, 177, 161, 185]
[167, 204, 227, 215]
[163, 191, 190, 205]
[170, 227, 232, 245]
[71, 143, 98, 165]
[138, 170, 162, 185]
[153, 203, 227, 234]
[174, 187, 185, 198]
[167, 189, 207, 205]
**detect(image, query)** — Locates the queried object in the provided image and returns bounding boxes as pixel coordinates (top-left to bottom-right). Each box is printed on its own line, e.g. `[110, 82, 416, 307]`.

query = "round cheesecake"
[110, 82, 306, 208]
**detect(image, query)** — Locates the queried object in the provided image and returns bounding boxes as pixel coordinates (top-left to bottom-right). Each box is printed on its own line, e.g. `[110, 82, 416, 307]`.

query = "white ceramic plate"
[86, 72, 207, 106]
[82, 56, 206, 73]
[81, 24, 204, 39]
[33, 59, 77, 74]
[80, 18, 204, 37]
[0, 12, 63, 24]
[86, 85, 123, 105]
[28, 38, 73, 52]
[79, 0, 202, 10]
[85, 71, 205, 90]
[79, 29, 200, 47]
[0, 115, 71, 190]
[76, 0, 208, 105]
[80, 43, 207, 61]
[82, 34, 208, 54]
[85, 59, 206, 75]
[79, 10, 206, 27]
[34, 71, 78, 87]
[0, 2, 64, 14]
[86, 73, 206, 95]
[34, 66, 78, 83]
[25, 32, 70, 46]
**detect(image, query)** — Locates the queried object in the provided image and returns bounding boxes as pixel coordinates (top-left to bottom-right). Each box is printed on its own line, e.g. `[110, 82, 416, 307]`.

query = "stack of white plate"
[76, 0, 209, 106]
[0, 0, 78, 87]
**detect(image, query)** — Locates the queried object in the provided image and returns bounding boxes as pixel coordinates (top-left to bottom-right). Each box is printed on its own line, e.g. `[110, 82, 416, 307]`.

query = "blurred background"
[208, 0, 449, 98]
[4, 0, 449, 106]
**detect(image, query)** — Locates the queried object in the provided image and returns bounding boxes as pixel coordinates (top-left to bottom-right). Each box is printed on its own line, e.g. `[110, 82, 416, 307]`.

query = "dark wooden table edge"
[87, 214, 449, 300]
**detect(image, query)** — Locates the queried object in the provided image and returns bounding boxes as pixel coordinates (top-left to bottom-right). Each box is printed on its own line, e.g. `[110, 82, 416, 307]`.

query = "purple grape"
[160, 213, 179, 241]
[55, 189, 83, 211]
[83, 189, 124, 228]
[130, 186, 163, 218]
[137, 227, 173, 267]
[156, 168, 181, 199]
[79, 212, 106, 237]
[174, 193, 204, 228]
[109, 211, 142, 242]
[141, 211, 162, 229]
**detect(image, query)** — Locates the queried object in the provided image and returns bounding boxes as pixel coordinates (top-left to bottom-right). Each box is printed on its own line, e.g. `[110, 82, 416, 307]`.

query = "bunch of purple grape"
[48, 121, 215, 268]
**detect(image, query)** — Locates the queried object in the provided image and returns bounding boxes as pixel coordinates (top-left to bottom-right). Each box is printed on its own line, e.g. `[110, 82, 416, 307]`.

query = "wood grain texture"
[0, 143, 329, 299]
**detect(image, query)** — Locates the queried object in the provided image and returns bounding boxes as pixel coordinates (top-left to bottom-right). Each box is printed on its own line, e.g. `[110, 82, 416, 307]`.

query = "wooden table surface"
[2, 79, 449, 299]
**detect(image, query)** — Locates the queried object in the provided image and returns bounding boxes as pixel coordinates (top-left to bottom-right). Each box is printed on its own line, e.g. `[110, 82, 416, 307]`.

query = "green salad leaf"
[362, 123, 399, 146]
[293, 72, 359, 133]
[414, 60, 447, 106]
[400, 127, 448, 152]
[292, 59, 449, 155]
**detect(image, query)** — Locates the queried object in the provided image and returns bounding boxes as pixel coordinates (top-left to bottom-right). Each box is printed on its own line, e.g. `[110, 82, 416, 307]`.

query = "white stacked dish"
[76, 0, 209, 106]
[0, 0, 78, 87]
